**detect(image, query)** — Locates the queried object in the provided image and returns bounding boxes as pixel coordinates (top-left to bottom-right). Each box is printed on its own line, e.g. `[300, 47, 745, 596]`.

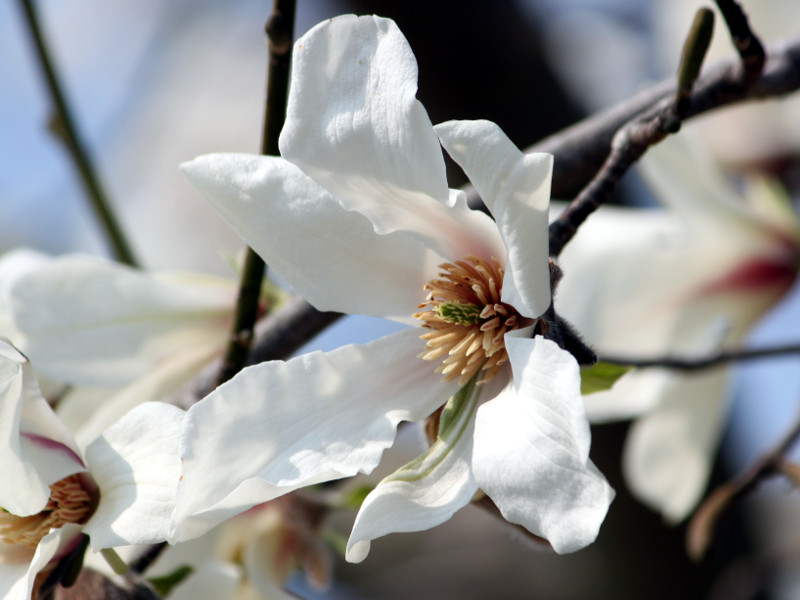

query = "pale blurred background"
[4, 1, 800, 598]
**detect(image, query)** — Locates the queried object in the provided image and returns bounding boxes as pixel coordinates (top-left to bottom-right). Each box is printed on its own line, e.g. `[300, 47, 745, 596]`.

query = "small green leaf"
[581, 361, 633, 395]
[148, 565, 194, 597]
[323, 529, 349, 558]
[340, 484, 375, 510]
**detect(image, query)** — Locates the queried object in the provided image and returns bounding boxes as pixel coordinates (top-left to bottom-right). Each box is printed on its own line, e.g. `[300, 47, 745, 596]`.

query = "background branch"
[17, 0, 138, 266]
[215, 0, 297, 387]
[601, 343, 800, 371]
[468, 36, 800, 203]
[687, 405, 800, 560]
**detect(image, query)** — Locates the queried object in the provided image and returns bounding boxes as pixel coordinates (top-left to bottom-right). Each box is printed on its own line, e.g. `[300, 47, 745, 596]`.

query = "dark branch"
[472, 36, 800, 202]
[17, 0, 137, 266]
[687, 403, 800, 560]
[715, 0, 766, 85]
[601, 343, 800, 371]
[215, 0, 297, 387]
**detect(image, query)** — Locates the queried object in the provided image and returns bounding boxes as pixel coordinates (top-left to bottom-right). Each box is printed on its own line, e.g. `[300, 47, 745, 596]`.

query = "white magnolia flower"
[8, 253, 237, 388]
[0, 340, 182, 600]
[556, 133, 800, 520]
[173, 14, 612, 561]
[152, 497, 330, 600]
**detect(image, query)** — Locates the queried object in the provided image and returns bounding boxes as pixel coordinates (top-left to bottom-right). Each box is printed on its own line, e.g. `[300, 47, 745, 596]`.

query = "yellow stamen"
[414, 255, 528, 385]
[0, 474, 95, 550]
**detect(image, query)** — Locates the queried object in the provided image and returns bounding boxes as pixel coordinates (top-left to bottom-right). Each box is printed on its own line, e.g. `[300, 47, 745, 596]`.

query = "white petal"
[62, 343, 220, 451]
[346, 375, 483, 563]
[0, 249, 51, 342]
[83, 402, 183, 549]
[472, 334, 613, 553]
[623, 367, 729, 521]
[172, 328, 452, 542]
[0, 524, 84, 600]
[280, 15, 503, 263]
[182, 153, 440, 324]
[10, 255, 234, 386]
[0, 341, 84, 516]
[638, 132, 763, 240]
[436, 120, 553, 317]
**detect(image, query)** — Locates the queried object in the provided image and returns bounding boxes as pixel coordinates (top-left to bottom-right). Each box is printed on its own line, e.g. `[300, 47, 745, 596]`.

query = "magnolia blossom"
[149, 497, 330, 600]
[173, 15, 613, 561]
[0, 340, 181, 600]
[556, 133, 800, 520]
[8, 253, 237, 387]
[2, 253, 238, 447]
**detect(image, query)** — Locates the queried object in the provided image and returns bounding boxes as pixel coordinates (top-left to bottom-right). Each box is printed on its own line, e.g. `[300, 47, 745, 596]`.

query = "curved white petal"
[83, 402, 183, 549]
[346, 375, 482, 563]
[0, 524, 84, 600]
[0, 249, 50, 342]
[61, 343, 219, 451]
[623, 368, 729, 521]
[0, 341, 84, 517]
[10, 255, 234, 386]
[436, 120, 552, 317]
[638, 132, 765, 242]
[280, 15, 503, 263]
[172, 328, 452, 542]
[472, 334, 613, 553]
[182, 153, 441, 324]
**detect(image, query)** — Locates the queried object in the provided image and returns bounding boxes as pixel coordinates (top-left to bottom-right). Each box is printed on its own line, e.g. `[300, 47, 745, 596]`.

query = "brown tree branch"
[471, 36, 800, 203]
[601, 343, 800, 371]
[687, 405, 800, 560]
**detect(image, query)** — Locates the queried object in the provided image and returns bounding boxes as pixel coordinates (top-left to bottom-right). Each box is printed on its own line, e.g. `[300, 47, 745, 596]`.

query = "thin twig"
[484, 36, 800, 202]
[215, 0, 297, 387]
[687, 405, 800, 560]
[715, 0, 766, 85]
[17, 0, 138, 266]
[548, 1, 773, 257]
[601, 343, 800, 371]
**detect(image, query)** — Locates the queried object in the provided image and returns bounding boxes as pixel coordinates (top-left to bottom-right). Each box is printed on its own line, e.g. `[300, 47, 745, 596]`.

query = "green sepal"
[384, 373, 481, 485]
[148, 565, 194, 597]
[580, 361, 633, 395]
[340, 484, 376, 510]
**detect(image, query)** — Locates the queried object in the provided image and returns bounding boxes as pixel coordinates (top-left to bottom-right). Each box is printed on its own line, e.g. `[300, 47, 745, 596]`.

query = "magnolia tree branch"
[215, 0, 298, 386]
[715, 0, 766, 85]
[687, 405, 800, 561]
[503, 35, 800, 201]
[601, 343, 800, 371]
[17, 0, 138, 266]
[548, 3, 766, 256]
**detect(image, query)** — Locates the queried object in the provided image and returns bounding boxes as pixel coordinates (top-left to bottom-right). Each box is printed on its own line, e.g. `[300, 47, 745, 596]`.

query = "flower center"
[414, 255, 522, 385]
[0, 474, 94, 550]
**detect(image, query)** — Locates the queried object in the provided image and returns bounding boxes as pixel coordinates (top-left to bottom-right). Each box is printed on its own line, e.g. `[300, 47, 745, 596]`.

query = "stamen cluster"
[0, 474, 94, 549]
[415, 256, 522, 385]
